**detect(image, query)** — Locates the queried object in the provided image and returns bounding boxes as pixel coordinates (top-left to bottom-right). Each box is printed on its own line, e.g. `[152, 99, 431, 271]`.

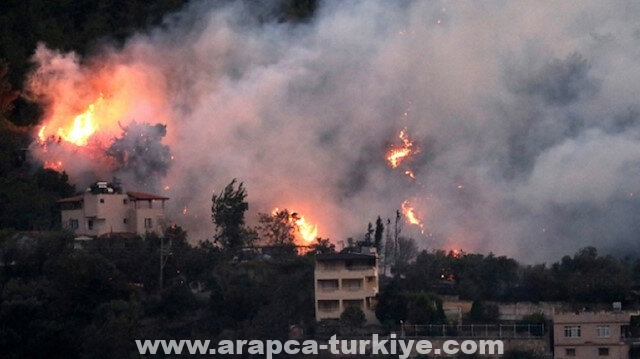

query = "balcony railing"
[398, 323, 546, 339]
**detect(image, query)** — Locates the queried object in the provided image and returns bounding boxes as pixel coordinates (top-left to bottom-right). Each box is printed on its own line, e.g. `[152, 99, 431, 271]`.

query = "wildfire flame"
[386, 128, 417, 169]
[29, 48, 173, 177]
[271, 207, 318, 243]
[295, 215, 318, 243]
[38, 95, 104, 146]
[401, 199, 425, 234]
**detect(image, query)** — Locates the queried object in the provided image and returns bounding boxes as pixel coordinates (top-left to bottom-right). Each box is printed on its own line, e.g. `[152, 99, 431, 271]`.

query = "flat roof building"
[314, 247, 379, 325]
[58, 181, 168, 238]
[554, 310, 640, 359]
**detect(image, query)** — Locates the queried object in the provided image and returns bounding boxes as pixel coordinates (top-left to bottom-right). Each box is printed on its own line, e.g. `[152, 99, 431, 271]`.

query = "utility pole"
[394, 209, 401, 268]
[159, 235, 172, 291]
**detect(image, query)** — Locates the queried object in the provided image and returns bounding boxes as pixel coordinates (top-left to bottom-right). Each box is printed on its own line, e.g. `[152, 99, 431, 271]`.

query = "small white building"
[553, 309, 640, 359]
[314, 247, 380, 325]
[58, 181, 168, 238]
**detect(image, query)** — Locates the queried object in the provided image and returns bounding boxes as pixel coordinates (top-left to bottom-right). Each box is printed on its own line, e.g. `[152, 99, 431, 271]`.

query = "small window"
[597, 325, 610, 338]
[123, 199, 128, 205]
[598, 347, 609, 356]
[88, 220, 94, 230]
[565, 348, 576, 356]
[343, 299, 364, 309]
[99, 198, 105, 203]
[564, 326, 581, 338]
[69, 219, 79, 229]
[144, 218, 153, 229]
[123, 218, 128, 224]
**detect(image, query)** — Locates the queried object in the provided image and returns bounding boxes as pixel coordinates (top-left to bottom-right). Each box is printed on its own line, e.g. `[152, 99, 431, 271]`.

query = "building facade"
[59, 181, 168, 238]
[314, 247, 379, 325]
[553, 310, 640, 359]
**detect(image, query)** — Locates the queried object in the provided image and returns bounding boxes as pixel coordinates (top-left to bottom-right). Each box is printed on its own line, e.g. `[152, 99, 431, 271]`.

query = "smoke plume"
[25, 0, 640, 262]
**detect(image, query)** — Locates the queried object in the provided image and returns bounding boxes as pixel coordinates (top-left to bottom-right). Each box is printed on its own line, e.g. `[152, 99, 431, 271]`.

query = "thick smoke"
[106, 122, 172, 189]
[26, 0, 640, 262]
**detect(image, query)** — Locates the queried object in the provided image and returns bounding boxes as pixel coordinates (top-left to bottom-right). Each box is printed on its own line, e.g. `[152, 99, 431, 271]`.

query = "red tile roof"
[126, 191, 169, 201]
[56, 195, 84, 203]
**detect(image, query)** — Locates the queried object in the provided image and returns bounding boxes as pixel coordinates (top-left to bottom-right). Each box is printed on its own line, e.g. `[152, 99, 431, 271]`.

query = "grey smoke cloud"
[27, 0, 640, 262]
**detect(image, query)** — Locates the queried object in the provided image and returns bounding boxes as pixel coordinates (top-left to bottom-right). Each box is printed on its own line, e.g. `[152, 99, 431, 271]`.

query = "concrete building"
[553, 310, 640, 359]
[314, 247, 380, 325]
[58, 181, 168, 238]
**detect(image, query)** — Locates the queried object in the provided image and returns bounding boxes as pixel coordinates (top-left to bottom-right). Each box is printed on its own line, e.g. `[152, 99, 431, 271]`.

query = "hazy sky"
[27, 0, 640, 263]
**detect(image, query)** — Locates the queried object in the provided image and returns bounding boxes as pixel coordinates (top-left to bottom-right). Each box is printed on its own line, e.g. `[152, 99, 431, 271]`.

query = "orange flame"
[386, 128, 417, 169]
[271, 207, 318, 243]
[43, 160, 63, 171]
[401, 199, 425, 234]
[295, 215, 318, 243]
[29, 54, 173, 175]
[38, 95, 105, 146]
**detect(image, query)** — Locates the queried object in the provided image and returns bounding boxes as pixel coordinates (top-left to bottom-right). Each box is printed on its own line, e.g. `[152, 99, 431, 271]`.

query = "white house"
[58, 181, 168, 238]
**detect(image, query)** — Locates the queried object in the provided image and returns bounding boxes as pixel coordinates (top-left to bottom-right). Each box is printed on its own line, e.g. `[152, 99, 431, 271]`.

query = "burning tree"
[106, 121, 171, 189]
[257, 209, 299, 247]
[211, 179, 251, 253]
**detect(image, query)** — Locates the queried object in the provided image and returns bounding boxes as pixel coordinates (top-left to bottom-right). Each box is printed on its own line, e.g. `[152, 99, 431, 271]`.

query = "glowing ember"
[43, 160, 63, 171]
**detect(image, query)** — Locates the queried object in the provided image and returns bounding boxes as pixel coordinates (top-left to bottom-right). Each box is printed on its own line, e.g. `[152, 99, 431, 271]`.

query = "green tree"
[340, 306, 366, 330]
[405, 293, 446, 324]
[468, 300, 500, 323]
[211, 179, 250, 253]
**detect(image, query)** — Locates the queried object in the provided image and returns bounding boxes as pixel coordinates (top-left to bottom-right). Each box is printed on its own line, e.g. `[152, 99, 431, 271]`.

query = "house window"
[123, 218, 128, 224]
[317, 300, 339, 312]
[564, 326, 581, 338]
[598, 347, 609, 356]
[144, 218, 153, 229]
[317, 279, 339, 291]
[565, 348, 576, 356]
[343, 299, 364, 309]
[123, 199, 128, 205]
[69, 219, 79, 229]
[342, 278, 363, 291]
[88, 220, 94, 230]
[99, 198, 105, 203]
[597, 325, 610, 338]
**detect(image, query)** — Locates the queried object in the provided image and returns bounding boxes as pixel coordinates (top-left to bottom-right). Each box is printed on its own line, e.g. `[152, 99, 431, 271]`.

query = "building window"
[597, 325, 610, 338]
[69, 219, 79, 229]
[598, 347, 609, 356]
[317, 279, 339, 291]
[123, 199, 128, 205]
[564, 326, 581, 338]
[565, 348, 576, 356]
[317, 300, 339, 312]
[88, 220, 94, 230]
[144, 218, 153, 229]
[342, 278, 363, 291]
[99, 198, 105, 203]
[322, 262, 340, 271]
[123, 218, 128, 224]
[343, 299, 364, 309]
